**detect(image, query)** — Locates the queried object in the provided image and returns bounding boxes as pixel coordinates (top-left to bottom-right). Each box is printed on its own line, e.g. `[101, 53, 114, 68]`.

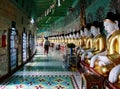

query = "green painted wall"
[85, 0, 111, 23]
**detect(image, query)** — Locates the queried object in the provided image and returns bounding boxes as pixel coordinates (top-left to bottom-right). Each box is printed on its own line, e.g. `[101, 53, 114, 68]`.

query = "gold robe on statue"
[93, 34, 106, 55]
[94, 30, 120, 76]
[85, 34, 106, 64]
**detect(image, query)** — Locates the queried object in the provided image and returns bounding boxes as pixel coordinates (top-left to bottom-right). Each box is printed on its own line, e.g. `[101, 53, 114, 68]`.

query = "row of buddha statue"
[76, 12, 120, 85]
[48, 12, 120, 85]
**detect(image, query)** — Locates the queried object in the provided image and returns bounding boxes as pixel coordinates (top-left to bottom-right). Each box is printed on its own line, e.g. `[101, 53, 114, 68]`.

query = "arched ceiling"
[31, 0, 79, 32]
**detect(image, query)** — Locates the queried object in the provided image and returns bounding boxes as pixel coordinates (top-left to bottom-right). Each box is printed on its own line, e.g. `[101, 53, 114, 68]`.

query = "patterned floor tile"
[0, 75, 77, 89]
[0, 46, 81, 89]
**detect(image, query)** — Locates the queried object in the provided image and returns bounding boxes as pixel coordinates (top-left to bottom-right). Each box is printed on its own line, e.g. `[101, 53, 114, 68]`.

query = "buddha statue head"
[103, 12, 119, 35]
[84, 23, 91, 37]
[80, 26, 84, 37]
[91, 21, 101, 37]
[76, 30, 80, 39]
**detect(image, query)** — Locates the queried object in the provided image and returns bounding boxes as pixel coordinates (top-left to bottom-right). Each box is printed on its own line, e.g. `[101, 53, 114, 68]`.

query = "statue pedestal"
[105, 80, 120, 89]
[81, 73, 103, 89]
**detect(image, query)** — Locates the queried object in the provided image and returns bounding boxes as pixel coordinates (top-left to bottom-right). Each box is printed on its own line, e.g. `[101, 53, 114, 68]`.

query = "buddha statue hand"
[98, 61, 106, 66]
[81, 52, 87, 61]
[77, 48, 84, 55]
[76, 47, 79, 53]
[87, 51, 93, 58]
[98, 56, 111, 65]
[81, 48, 85, 53]
[109, 64, 120, 83]
[77, 48, 82, 54]
[90, 51, 108, 67]
[90, 55, 98, 67]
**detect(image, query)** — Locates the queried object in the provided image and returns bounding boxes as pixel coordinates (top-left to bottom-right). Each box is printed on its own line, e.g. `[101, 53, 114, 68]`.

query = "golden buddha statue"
[73, 30, 78, 46]
[82, 24, 92, 49]
[64, 34, 67, 44]
[70, 33, 74, 44]
[67, 33, 71, 44]
[66, 34, 69, 44]
[80, 24, 93, 61]
[74, 31, 79, 47]
[90, 12, 120, 76]
[77, 30, 84, 54]
[81, 21, 106, 64]
[77, 25, 92, 58]
[72, 31, 76, 45]
[62, 34, 65, 43]
[78, 29, 84, 48]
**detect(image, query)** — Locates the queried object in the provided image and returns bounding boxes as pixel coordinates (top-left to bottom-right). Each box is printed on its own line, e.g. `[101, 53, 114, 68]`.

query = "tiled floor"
[0, 46, 81, 89]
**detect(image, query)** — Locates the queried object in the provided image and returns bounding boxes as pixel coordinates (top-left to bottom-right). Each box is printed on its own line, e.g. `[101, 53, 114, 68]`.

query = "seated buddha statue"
[77, 28, 84, 54]
[80, 24, 93, 60]
[108, 64, 120, 83]
[82, 24, 92, 50]
[73, 31, 77, 46]
[75, 30, 80, 47]
[78, 28, 84, 48]
[66, 34, 69, 43]
[73, 31, 78, 53]
[67, 33, 71, 43]
[90, 12, 120, 76]
[77, 25, 92, 57]
[71, 31, 75, 44]
[81, 21, 106, 63]
[64, 34, 68, 44]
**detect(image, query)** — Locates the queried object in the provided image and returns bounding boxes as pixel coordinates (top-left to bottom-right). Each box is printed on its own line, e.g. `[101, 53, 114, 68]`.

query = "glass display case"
[8, 22, 18, 72]
[18, 34, 22, 66]
[22, 31, 27, 63]
[26, 33, 29, 59]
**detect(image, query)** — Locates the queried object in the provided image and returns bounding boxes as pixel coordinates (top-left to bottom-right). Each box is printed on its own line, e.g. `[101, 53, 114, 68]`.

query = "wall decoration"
[96, 7, 105, 21]
[109, 0, 120, 13]
[87, 13, 93, 23]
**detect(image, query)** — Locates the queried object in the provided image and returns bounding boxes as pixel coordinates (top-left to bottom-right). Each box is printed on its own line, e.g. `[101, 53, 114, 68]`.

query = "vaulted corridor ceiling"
[31, 0, 79, 30]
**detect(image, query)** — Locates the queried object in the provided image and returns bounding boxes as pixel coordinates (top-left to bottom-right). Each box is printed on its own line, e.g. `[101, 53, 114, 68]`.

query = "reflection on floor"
[0, 46, 81, 89]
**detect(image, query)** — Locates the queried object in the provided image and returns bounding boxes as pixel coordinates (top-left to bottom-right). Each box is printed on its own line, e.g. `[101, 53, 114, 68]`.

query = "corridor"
[0, 46, 81, 89]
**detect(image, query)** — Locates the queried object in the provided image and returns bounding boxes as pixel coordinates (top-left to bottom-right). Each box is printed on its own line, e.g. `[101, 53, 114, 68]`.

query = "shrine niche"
[87, 13, 93, 23]
[96, 7, 105, 22]
[109, 0, 120, 13]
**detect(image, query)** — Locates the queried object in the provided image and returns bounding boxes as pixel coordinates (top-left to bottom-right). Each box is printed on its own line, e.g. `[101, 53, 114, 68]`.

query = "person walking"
[43, 37, 50, 55]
